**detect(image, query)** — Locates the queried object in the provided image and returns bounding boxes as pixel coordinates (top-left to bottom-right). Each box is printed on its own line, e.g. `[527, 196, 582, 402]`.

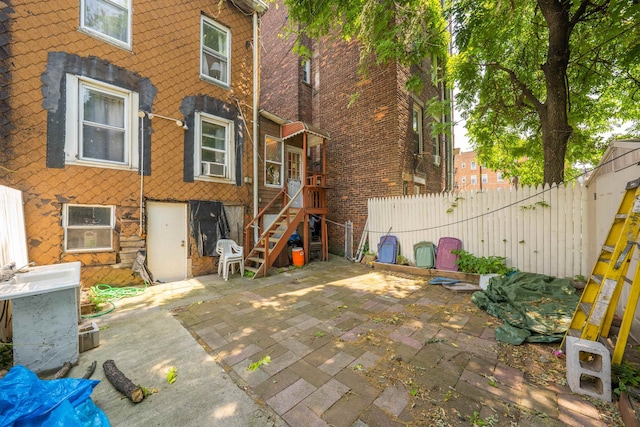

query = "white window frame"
[65, 74, 139, 170]
[470, 175, 477, 185]
[482, 173, 488, 184]
[63, 204, 115, 252]
[80, 0, 132, 49]
[302, 59, 311, 84]
[471, 161, 477, 170]
[497, 172, 503, 182]
[194, 112, 235, 183]
[461, 162, 466, 169]
[264, 135, 283, 188]
[412, 101, 424, 154]
[200, 16, 231, 87]
[461, 176, 467, 184]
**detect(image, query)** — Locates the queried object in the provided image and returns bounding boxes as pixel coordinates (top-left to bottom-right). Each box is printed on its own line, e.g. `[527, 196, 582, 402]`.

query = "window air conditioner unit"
[433, 154, 441, 166]
[203, 162, 225, 177]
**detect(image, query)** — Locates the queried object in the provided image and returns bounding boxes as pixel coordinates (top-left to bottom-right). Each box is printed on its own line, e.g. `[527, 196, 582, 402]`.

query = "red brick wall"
[1, 0, 257, 286]
[260, 4, 299, 121]
[315, 38, 402, 254]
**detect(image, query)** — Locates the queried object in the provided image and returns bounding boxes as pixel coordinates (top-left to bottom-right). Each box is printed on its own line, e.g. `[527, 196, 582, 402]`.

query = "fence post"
[345, 220, 353, 260]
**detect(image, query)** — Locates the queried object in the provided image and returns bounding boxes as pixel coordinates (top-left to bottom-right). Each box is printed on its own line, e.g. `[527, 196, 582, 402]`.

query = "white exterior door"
[287, 147, 303, 208]
[147, 202, 187, 282]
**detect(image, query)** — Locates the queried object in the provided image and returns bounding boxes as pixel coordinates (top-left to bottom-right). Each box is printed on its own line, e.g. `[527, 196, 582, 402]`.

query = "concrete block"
[566, 336, 611, 402]
[79, 321, 100, 353]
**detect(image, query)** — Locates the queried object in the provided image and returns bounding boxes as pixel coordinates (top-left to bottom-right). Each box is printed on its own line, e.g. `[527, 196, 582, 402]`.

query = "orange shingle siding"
[2, 0, 257, 286]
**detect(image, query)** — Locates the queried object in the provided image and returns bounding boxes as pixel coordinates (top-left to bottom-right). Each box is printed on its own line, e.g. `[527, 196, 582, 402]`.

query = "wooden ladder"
[562, 177, 640, 364]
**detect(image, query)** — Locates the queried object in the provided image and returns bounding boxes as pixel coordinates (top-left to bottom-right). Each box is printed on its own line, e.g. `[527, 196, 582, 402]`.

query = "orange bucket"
[292, 248, 305, 266]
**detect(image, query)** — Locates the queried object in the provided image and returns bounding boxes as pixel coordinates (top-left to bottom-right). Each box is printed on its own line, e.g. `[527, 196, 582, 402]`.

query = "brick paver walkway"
[173, 258, 614, 426]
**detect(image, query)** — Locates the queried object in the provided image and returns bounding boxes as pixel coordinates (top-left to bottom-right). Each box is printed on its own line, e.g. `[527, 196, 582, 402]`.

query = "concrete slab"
[69, 279, 286, 427]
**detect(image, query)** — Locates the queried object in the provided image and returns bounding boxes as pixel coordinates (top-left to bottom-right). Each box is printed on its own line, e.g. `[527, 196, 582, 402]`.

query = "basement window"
[63, 204, 114, 252]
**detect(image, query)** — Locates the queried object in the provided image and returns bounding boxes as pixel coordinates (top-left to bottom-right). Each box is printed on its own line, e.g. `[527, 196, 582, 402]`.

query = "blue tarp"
[0, 365, 109, 426]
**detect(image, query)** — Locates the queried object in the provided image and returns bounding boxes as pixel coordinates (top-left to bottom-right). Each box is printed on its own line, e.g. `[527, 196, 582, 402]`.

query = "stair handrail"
[256, 184, 305, 243]
[244, 187, 288, 250]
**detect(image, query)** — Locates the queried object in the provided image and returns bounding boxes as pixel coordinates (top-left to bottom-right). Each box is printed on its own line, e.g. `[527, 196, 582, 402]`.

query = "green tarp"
[471, 272, 579, 345]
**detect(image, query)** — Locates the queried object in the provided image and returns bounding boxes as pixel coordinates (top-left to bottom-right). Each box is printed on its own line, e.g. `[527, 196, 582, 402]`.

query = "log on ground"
[103, 359, 144, 403]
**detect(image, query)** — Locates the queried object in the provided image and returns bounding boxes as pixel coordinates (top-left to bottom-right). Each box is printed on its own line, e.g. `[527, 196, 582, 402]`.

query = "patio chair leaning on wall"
[216, 239, 244, 281]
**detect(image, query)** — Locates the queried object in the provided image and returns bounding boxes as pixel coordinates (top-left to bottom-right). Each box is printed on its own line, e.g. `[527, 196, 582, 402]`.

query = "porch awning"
[281, 121, 330, 147]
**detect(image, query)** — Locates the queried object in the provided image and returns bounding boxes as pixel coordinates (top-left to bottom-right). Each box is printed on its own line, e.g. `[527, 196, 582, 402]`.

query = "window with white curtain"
[80, 0, 131, 48]
[201, 16, 230, 87]
[65, 74, 139, 170]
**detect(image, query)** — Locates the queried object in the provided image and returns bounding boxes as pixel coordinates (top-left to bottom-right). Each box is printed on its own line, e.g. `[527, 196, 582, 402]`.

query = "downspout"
[252, 10, 259, 243]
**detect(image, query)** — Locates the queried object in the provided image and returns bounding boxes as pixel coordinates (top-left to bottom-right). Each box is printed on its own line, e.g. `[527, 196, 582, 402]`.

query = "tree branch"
[569, 0, 611, 29]
[486, 62, 543, 113]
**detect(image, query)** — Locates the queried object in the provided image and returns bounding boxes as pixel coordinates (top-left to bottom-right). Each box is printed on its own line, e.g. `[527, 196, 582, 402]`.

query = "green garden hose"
[81, 283, 147, 318]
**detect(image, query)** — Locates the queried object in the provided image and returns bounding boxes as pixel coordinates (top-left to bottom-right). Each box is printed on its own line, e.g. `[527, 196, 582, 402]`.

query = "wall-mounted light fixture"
[138, 111, 188, 130]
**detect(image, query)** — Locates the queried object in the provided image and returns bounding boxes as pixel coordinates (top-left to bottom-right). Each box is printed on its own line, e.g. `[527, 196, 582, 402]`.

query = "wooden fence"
[368, 183, 590, 278]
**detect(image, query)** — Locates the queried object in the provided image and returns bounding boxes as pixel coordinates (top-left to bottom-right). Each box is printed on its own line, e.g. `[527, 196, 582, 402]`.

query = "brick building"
[260, 1, 453, 256]
[453, 150, 513, 192]
[0, 0, 267, 286]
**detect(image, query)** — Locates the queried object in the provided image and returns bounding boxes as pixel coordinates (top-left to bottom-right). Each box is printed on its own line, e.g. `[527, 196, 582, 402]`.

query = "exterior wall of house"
[0, 0, 257, 287]
[259, 5, 298, 121]
[453, 150, 512, 192]
[396, 63, 445, 196]
[257, 116, 284, 211]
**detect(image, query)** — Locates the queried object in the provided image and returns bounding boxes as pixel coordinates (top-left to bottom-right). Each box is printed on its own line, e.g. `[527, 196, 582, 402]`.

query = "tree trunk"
[538, 0, 573, 185]
[103, 359, 144, 403]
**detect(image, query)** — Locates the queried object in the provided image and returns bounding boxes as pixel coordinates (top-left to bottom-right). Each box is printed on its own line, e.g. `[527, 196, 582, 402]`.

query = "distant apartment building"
[453, 149, 512, 191]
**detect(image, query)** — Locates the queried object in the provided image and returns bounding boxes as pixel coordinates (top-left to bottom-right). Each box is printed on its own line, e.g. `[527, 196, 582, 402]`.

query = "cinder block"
[79, 321, 100, 353]
[566, 336, 611, 402]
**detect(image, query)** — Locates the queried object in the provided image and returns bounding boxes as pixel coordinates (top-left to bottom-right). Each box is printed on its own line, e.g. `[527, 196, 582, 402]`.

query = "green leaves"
[247, 355, 271, 372]
[450, 0, 639, 184]
[166, 367, 177, 384]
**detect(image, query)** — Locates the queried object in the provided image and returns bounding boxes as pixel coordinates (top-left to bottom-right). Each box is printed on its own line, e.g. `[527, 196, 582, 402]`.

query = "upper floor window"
[195, 112, 235, 183]
[63, 204, 114, 252]
[470, 175, 477, 185]
[412, 102, 423, 153]
[471, 161, 477, 170]
[302, 59, 311, 84]
[482, 173, 488, 183]
[201, 16, 231, 87]
[461, 176, 466, 184]
[65, 75, 139, 170]
[265, 136, 283, 187]
[461, 162, 466, 169]
[497, 172, 503, 182]
[80, 0, 131, 48]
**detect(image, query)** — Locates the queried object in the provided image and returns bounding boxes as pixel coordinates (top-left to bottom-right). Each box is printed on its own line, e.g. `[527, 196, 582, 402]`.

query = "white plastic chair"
[216, 239, 244, 281]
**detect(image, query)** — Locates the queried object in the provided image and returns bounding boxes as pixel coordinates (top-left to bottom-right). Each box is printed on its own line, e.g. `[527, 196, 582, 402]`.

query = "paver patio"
[172, 257, 617, 426]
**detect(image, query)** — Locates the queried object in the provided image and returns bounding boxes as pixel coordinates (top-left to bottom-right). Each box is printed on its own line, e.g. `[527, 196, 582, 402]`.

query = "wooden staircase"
[244, 186, 306, 278]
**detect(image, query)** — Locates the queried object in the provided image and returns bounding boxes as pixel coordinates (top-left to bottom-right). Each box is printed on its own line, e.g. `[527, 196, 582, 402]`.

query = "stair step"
[245, 266, 260, 274]
[253, 247, 265, 253]
[248, 257, 264, 264]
